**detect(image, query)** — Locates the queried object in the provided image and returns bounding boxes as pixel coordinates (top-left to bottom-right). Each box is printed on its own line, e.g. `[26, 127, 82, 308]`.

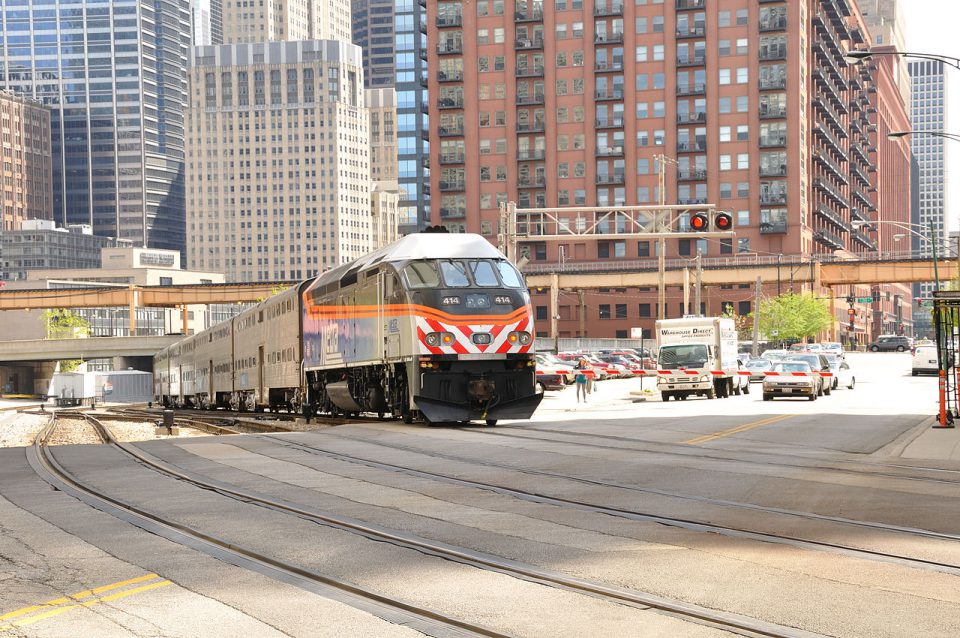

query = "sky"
[901, 0, 959, 230]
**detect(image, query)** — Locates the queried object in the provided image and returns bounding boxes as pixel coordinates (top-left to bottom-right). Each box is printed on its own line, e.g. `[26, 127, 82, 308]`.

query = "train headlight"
[507, 331, 532, 345]
[425, 331, 456, 347]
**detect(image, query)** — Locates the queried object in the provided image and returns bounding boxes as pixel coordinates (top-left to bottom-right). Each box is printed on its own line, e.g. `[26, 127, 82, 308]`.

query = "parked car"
[744, 358, 774, 382]
[535, 371, 565, 392]
[598, 354, 643, 376]
[536, 354, 576, 384]
[763, 361, 819, 401]
[869, 335, 911, 352]
[784, 353, 832, 396]
[821, 342, 844, 356]
[912, 345, 939, 376]
[911, 339, 935, 355]
[824, 354, 855, 389]
[761, 349, 789, 362]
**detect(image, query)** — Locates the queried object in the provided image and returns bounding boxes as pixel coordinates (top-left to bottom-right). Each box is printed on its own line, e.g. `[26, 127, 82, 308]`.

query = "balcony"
[439, 207, 466, 219]
[594, 90, 625, 101]
[596, 174, 625, 185]
[852, 229, 877, 251]
[514, 8, 544, 22]
[851, 188, 872, 208]
[813, 96, 841, 129]
[515, 37, 544, 50]
[758, 135, 787, 148]
[517, 149, 546, 161]
[436, 42, 463, 55]
[437, 70, 463, 83]
[676, 55, 707, 67]
[850, 207, 870, 223]
[759, 17, 787, 32]
[516, 120, 545, 133]
[515, 65, 544, 78]
[676, 141, 707, 153]
[759, 164, 788, 177]
[814, 228, 845, 250]
[594, 3, 624, 17]
[676, 27, 706, 39]
[436, 15, 462, 28]
[759, 104, 787, 119]
[759, 77, 787, 90]
[812, 149, 848, 185]
[515, 93, 545, 106]
[517, 177, 546, 189]
[678, 197, 708, 205]
[850, 162, 871, 186]
[760, 191, 787, 206]
[759, 47, 787, 61]
[437, 97, 464, 109]
[676, 83, 706, 96]
[594, 61, 624, 73]
[437, 124, 464, 137]
[676, 0, 706, 9]
[594, 32, 624, 44]
[595, 146, 624, 157]
[438, 153, 465, 165]
[814, 204, 851, 233]
[439, 180, 465, 192]
[812, 176, 848, 208]
[760, 218, 788, 234]
[814, 124, 844, 156]
[677, 168, 707, 181]
[850, 142, 870, 164]
[595, 117, 624, 129]
[677, 111, 707, 124]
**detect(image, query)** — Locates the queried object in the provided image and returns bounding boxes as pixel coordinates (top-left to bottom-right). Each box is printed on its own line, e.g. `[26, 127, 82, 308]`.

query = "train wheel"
[485, 419, 498, 426]
[401, 409, 413, 424]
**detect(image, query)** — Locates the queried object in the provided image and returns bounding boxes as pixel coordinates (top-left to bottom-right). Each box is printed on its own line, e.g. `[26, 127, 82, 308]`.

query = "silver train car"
[153, 232, 542, 425]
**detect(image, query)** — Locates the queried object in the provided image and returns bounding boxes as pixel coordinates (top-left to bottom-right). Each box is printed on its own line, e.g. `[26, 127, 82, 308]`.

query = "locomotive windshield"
[403, 258, 526, 289]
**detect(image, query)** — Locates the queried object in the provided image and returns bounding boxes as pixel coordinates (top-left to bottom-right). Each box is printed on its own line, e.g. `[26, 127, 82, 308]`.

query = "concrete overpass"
[0, 335, 181, 363]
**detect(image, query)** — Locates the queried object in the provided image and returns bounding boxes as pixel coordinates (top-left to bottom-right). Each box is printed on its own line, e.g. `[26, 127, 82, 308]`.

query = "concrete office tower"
[185, 40, 371, 282]
[0, 1, 190, 255]
[0, 92, 53, 231]
[223, 0, 351, 43]
[191, 0, 223, 46]
[366, 88, 400, 248]
[352, 0, 430, 234]
[909, 59, 949, 337]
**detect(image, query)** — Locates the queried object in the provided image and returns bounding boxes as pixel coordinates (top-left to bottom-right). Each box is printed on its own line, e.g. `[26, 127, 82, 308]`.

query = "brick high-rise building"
[0, 92, 52, 231]
[185, 40, 371, 282]
[426, 0, 908, 341]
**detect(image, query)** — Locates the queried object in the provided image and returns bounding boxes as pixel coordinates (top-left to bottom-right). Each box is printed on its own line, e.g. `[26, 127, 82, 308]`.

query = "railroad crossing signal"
[690, 211, 733, 232]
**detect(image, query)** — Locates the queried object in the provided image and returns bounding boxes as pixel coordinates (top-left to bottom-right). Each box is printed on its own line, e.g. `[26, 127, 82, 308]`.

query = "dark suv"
[868, 336, 911, 352]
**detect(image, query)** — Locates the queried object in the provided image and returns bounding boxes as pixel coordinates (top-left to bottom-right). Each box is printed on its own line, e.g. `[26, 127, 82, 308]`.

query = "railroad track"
[30, 413, 814, 638]
[264, 432, 960, 576]
[29, 412, 510, 638]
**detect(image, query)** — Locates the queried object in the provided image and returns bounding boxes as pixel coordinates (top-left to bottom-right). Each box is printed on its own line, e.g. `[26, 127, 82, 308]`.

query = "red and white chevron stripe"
[416, 315, 532, 355]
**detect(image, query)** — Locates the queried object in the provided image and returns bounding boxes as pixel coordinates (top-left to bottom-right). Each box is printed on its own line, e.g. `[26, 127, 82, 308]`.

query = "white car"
[536, 354, 576, 384]
[825, 354, 855, 389]
[912, 345, 938, 376]
[822, 342, 844, 356]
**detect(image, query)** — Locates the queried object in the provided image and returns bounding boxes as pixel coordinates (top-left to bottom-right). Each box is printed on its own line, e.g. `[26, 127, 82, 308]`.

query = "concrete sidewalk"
[895, 417, 960, 462]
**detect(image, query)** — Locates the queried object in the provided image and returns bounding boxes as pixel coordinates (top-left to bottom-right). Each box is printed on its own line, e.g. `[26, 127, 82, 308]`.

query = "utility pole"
[752, 276, 762, 357]
[683, 267, 690, 316]
[657, 154, 667, 320]
[694, 248, 702, 317]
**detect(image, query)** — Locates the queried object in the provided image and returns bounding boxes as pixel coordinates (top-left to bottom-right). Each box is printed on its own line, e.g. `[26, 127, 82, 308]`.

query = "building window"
[536, 306, 548, 321]
[615, 304, 628, 319]
[678, 239, 692, 256]
[599, 304, 611, 319]
[639, 303, 652, 317]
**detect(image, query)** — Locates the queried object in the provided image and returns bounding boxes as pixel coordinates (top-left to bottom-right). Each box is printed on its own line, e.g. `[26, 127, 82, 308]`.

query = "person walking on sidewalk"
[575, 369, 588, 403]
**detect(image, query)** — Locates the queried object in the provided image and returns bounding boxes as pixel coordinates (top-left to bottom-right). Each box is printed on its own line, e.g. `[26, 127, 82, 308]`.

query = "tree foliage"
[39, 309, 90, 339]
[757, 293, 833, 342]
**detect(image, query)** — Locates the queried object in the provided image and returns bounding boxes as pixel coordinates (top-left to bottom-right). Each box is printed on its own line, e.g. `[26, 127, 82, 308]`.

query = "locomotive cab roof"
[305, 233, 508, 293]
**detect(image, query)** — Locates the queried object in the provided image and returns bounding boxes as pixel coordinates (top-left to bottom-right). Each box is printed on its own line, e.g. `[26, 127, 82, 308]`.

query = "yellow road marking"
[0, 573, 161, 623]
[0, 580, 172, 632]
[684, 414, 796, 445]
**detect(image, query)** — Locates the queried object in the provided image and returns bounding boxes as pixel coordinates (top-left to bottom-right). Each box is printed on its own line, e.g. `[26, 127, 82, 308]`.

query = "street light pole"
[844, 49, 960, 71]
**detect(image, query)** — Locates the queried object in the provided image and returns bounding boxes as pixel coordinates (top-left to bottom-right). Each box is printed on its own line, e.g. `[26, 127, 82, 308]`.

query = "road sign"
[856, 297, 874, 304]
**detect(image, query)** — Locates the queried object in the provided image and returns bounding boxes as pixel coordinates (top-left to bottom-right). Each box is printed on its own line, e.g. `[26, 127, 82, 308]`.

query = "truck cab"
[655, 317, 745, 401]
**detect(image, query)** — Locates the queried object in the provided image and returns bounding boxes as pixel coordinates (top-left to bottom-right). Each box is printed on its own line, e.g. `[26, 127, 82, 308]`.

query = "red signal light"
[715, 212, 733, 230]
[848, 308, 856, 316]
[690, 213, 709, 231]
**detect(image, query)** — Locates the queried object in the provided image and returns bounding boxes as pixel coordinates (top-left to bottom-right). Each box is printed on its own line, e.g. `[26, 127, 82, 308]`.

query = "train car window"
[440, 260, 470, 287]
[403, 261, 440, 288]
[469, 260, 499, 287]
[497, 261, 524, 288]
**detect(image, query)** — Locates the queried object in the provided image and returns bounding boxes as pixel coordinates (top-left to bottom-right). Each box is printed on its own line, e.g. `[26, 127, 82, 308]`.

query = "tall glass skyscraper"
[352, 0, 429, 234]
[0, 1, 191, 254]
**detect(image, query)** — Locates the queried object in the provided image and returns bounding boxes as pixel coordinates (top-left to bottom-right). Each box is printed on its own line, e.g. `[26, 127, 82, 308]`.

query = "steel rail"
[29, 413, 507, 638]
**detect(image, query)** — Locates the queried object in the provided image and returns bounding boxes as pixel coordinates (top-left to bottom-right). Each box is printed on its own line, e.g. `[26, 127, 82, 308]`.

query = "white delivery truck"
[655, 317, 746, 400]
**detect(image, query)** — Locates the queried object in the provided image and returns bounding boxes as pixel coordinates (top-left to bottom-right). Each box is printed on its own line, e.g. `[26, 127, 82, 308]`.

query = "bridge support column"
[549, 273, 559, 347]
[181, 305, 189, 336]
[828, 287, 837, 341]
[128, 286, 138, 336]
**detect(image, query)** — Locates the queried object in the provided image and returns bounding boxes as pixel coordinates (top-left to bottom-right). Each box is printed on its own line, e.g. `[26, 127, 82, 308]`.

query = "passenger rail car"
[153, 233, 542, 425]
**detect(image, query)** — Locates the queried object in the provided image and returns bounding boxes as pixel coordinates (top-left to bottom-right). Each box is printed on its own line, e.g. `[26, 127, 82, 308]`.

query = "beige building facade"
[222, 0, 352, 44]
[186, 40, 372, 282]
[0, 91, 53, 232]
[365, 87, 400, 248]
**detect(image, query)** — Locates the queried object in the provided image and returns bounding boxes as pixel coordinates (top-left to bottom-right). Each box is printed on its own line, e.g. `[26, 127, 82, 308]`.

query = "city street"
[3, 352, 960, 636]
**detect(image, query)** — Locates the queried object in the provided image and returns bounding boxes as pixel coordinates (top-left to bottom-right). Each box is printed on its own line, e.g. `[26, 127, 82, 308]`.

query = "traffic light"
[846, 295, 855, 305]
[689, 212, 709, 231]
[715, 212, 733, 231]
[847, 308, 856, 317]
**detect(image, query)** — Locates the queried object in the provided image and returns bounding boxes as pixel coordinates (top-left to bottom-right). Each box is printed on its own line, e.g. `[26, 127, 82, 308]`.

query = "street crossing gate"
[933, 292, 960, 427]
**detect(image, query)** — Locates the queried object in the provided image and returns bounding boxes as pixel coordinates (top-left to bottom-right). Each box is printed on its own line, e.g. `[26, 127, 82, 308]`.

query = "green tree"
[39, 309, 90, 372]
[720, 305, 754, 341]
[757, 292, 833, 343]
